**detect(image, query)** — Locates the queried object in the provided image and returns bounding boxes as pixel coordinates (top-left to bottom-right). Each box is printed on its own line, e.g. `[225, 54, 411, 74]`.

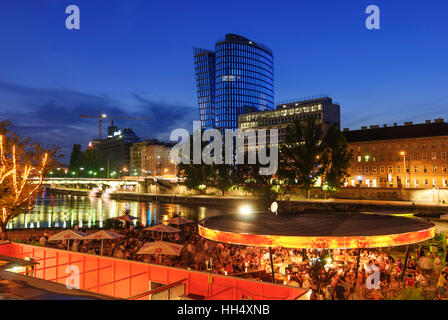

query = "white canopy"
[143, 224, 180, 233]
[84, 230, 124, 240]
[166, 216, 194, 225]
[112, 214, 138, 222]
[137, 241, 183, 256]
[83, 230, 123, 256]
[48, 230, 87, 241]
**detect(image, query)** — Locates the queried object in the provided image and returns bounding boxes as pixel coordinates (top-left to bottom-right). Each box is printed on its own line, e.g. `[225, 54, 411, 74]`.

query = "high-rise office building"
[194, 34, 274, 131]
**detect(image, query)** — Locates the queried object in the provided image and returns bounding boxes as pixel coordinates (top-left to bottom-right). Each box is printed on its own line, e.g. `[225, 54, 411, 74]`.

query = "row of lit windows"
[355, 152, 447, 162]
[241, 104, 323, 121]
[354, 141, 447, 152]
[349, 177, 448, 188]
[353, 165, 448, 174]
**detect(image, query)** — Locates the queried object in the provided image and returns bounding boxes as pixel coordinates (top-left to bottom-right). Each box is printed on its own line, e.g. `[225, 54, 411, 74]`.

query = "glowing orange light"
[198, 225, 435, 249]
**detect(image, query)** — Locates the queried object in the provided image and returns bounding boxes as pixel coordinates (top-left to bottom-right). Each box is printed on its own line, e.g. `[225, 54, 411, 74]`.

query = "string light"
[0, 134, 50, 232]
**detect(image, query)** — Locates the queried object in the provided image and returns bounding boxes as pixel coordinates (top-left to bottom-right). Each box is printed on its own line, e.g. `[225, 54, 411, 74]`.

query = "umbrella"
[166, 216, 194, 227]
[143, 224, 180, 241]
[112, 213, 138, 229]
[137, 241, 184, 263]
[84, 230, 123, 256]
[48, 230, 87, 251]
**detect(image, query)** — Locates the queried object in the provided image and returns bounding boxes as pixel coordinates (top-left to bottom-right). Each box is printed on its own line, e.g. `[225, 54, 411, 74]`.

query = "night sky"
[0, 0, 447, 162]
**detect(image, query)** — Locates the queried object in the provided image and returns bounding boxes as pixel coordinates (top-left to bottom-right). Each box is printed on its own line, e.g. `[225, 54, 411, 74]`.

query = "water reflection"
[9, 192, 223, 230]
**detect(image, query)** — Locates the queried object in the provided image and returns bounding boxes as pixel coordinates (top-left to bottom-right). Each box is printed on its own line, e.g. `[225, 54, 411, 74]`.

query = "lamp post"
[400, 151, 410, 187]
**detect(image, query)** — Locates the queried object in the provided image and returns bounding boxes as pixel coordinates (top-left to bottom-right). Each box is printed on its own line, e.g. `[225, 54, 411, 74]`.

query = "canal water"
[8, 190, 225, 230]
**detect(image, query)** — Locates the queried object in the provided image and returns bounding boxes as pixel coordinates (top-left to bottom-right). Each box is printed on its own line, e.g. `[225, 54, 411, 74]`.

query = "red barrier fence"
[0, 243, 309, 300]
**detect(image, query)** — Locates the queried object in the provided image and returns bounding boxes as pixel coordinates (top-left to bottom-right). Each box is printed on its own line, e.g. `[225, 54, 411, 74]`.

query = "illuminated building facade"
[130, 140, 176, 177]
[238, 96, 340, 143]
[194, 34, 274, 131]
[343, 119, 448, 188]
[94, 127, 141, 173]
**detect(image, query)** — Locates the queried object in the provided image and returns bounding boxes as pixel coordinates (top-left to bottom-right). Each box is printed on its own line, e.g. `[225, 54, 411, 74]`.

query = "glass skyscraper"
[194, 34, 274, 131]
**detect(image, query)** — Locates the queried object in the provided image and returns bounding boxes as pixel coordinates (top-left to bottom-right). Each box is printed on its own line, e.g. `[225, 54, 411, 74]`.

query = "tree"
[235, 161, 281, 210]
[178, 131, 205, 193]
[0, 120, 59, 240]
[278, 116, 326, 199]
[207, 163, 237, 196]
[321, 126, 353, 198]
[69, 144, 82, 171]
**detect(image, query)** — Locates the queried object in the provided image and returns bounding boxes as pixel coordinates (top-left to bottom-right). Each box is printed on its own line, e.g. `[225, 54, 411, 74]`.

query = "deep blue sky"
[0, 0, 447, 162]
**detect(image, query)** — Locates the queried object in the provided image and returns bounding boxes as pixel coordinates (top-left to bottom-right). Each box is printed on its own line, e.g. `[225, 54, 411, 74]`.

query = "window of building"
[372, 166, 377, 174]
[423, 165, 428, 173]
[432, 142, 437, 149]
[388, 154, 392, 161]
[357, 156, 362, 163]
[357, 167, 362, 174]
[422, 143, 426, 149]
[414, 179, 419, 187]
[442, 141, 446, 148]
[443, 165, 447, 173]
[380, 166, 385, 174]
[397, 166, 401, 173]
[364, 155, 370, 162]
[414, 153, 418, 161]
[422, 153, 427, 160]
[442, 152, 446, 160]
[365, 166, 369, 174]
[372, 154, 376, 162]
[414, 166, 419, 173]
[433, 165, 437, 173]
[380, 155, 384, 162]
[388, 166, 393, 173]
[443, 179, 448, 187]
[424, 179, 429, 186]
[431, 152, 437, 160]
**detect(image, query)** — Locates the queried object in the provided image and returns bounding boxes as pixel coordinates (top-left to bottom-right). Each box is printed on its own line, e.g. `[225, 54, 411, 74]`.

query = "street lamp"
[400, 151, 410, 187]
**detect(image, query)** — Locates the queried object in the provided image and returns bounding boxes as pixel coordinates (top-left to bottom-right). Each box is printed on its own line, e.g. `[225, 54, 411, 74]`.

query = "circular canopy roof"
[198, 212, 435, 249]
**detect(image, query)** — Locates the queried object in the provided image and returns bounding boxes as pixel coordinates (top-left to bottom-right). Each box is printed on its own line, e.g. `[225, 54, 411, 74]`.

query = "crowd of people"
[9, 220, 448, 300]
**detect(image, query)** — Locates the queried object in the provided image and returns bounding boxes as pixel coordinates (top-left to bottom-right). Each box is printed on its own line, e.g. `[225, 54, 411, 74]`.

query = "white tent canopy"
[143, 225, 180, 233]
[48, 230, 87, 251]
[166, 217, 194, 226]
[48, 230, 87, 241]
[112, 213, 138, 222]
[84, 230, 123, 256]
[137, 241, 183, 256]
[84, 230, 123, 240]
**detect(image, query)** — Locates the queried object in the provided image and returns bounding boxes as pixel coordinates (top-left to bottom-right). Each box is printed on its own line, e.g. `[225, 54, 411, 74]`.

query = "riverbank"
[47, 187, 448, 217]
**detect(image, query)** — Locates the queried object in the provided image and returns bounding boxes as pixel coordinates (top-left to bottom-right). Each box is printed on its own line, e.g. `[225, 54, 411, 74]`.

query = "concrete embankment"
[46, 187, 448, 217]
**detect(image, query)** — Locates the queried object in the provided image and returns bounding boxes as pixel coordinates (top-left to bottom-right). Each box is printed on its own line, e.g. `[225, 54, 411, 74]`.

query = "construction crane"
[80, 110, 151, 141]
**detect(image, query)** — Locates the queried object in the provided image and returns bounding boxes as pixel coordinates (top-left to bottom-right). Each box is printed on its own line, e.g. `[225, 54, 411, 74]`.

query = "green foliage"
[321, 126, 353, 193]
[68, 144, 107, 178]
[278, 117, 326, 198]
[69, 144, 83, 171]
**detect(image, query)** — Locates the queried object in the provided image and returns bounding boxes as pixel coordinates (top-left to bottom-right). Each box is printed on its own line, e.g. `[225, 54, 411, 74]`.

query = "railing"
[127, 278, 187, 300]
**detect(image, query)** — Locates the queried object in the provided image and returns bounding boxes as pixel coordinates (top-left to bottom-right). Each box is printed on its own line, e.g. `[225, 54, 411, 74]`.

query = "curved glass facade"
[194, 34, 274, 131]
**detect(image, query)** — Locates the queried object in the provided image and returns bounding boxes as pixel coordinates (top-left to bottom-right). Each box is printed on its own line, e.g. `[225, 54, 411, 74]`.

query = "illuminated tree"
[0, 120, 59, 240]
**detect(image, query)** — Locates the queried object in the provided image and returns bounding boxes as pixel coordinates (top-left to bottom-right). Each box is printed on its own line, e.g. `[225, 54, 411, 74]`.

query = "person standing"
[437, 272, 447, 299]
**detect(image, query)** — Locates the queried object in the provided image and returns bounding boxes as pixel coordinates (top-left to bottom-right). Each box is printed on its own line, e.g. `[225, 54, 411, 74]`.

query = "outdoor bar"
[198, 212, 436, 249]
